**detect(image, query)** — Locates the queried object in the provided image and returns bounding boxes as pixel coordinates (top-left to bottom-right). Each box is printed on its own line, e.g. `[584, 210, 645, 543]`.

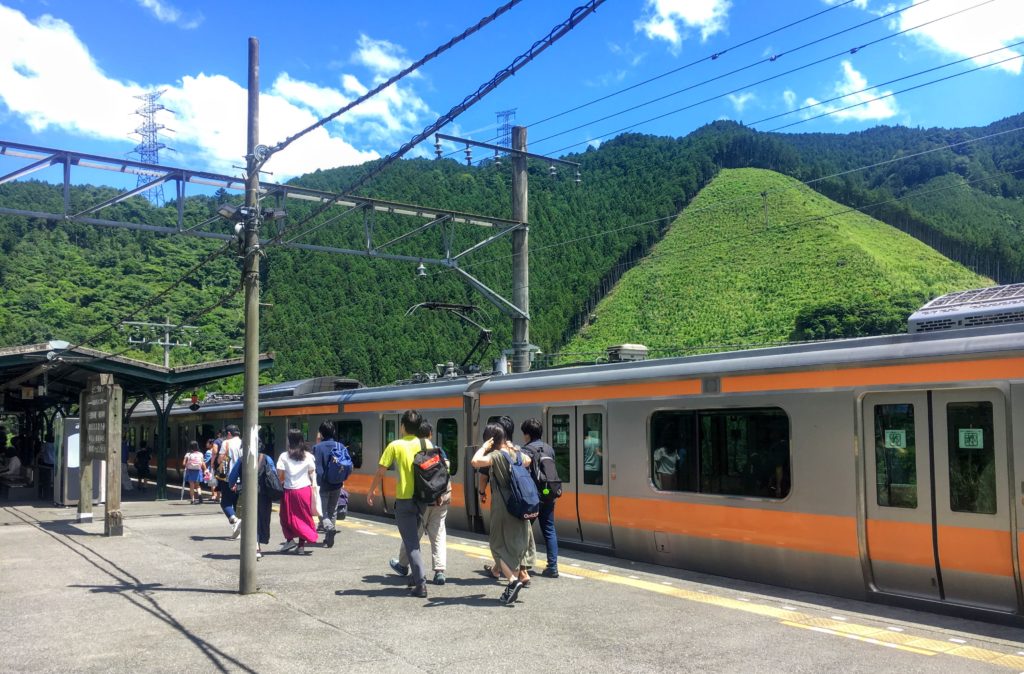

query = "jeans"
[394, 499, 426, 585]
[536, 500, 558, 570]
[399, 500, 448, 572]
[218, 480, 237, 521]
[257, 493, 273, 545]
[319, 485, 341, 531]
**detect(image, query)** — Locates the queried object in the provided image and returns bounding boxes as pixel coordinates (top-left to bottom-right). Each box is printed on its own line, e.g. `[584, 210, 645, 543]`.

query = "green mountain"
[561, 168, 990, 359]
[0, 113, 1020, 386]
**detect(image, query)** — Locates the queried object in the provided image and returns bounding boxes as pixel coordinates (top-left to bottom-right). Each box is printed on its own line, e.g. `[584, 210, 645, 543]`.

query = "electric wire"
[535, 0, 997, 155]
[437, 0, 864, 159]
[262, 0, 524, 163]
[275, 0, 605, 248]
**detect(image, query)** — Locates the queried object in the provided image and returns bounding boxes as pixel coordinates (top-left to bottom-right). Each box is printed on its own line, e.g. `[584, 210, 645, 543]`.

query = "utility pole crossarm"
[435, 133, 580, 168]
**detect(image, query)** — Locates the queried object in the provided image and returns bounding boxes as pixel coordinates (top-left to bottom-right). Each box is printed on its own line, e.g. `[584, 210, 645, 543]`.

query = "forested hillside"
[561, 168, 991, 359]
[0, 113, 1019, 386]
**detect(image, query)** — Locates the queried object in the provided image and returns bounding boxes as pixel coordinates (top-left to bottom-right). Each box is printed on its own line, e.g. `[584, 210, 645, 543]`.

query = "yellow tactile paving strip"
[338, 518, 1024, 670]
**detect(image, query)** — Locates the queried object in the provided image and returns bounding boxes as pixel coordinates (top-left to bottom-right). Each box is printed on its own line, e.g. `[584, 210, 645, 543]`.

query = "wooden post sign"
[82, 374, 124, 536]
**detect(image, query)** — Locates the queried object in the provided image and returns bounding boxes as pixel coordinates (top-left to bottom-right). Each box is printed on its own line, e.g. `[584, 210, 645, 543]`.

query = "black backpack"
[412, 439, 450, 505]
[258, 456, 284, 502]
[524, 440, 563, 503]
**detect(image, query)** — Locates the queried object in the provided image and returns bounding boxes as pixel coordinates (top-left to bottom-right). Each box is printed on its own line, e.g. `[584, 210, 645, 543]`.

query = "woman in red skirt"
[276, 429, 319, 554]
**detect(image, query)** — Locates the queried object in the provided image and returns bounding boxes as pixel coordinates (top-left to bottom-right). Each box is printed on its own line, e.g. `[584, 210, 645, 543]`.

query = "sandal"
[484, 564, 501, 579]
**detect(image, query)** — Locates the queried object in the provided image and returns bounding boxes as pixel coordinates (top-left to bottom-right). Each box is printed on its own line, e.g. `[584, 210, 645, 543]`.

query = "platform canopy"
[0, 340, 274, 416]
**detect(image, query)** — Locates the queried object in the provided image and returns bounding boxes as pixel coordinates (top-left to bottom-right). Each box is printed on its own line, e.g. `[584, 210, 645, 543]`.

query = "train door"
[863, 389, 1018, 612]
[548, 406, 613, 548]
[380, 414, 399, 511]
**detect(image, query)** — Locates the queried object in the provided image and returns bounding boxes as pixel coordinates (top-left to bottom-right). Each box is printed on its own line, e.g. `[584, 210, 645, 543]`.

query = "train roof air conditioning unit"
[908, 283, 1024, 333]
[607, 344, 649, 362]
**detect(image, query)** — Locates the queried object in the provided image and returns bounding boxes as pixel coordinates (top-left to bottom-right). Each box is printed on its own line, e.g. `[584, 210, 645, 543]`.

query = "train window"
[335, 420, 363, 469]
[436, 418, 459, 476]
[947, 402, 996, 514]
[650, 411, 698, 492]
[582, 413, 603, 485]
[550, 414, 572, 484]
[698, 409, 789, 498]
[873, 404, 917, 508]
[382, 416, 398, 471]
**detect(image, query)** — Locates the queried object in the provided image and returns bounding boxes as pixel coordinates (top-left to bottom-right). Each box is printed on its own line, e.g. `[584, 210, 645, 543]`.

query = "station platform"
[1, 498, 1022, 673]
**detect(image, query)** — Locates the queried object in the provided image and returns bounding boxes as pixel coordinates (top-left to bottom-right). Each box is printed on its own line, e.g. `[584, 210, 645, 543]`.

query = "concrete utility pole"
[239, 36, 261, 595]
[511, 126, 529, 373]
[124, 317, 196, 408]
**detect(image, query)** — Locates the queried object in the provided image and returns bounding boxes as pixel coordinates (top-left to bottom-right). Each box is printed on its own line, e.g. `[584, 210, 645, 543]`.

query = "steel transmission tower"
[496, 109, 516, 152]
[130, 90, 174, 206]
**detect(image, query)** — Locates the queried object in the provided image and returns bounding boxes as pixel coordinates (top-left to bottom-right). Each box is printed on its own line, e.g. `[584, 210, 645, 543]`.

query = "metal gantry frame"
[0, 139, 528, 320]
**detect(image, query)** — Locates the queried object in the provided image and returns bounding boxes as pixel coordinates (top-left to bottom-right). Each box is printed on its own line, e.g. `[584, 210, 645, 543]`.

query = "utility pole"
[124, 317, 197, 408]
[239, 36, 261, 595]
[434, 131, 579, 373]
[511, 126, 529, 373]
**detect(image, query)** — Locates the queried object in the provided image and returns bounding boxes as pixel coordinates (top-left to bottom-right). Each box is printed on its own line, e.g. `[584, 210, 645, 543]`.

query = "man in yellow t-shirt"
[368, 409, 428, 598]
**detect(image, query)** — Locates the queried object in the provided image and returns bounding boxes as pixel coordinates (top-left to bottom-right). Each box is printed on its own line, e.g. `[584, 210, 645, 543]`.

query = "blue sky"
[1, 0, 1022, 185]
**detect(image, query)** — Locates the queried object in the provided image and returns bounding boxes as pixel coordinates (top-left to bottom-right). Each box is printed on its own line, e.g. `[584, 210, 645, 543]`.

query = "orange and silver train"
[131, 285, 1024, 620]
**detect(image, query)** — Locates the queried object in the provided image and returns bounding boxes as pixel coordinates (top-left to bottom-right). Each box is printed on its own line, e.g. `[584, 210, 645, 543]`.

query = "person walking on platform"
[204, 439, 218, 503]
[217, 426, 243, 538]
[367, 409, 429, 599]
[277, 430, 319, 555]
[520, 418, 561, 578]
[472, 422, 535, 604]
[255, 441, 280, 559]
[392, 421, 450, 585]
[312, 421, 350, 549]
[182, 441, 206, 504]
[134, 441, 152, 492]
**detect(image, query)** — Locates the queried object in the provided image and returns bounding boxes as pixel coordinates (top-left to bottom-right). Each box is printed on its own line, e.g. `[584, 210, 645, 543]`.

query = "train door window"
[201, 424, 215, 444]
[947, 401, 996, 514]
[382, 415, 398, 470]
[335, 420, 363, 468]
[873, 404, 917, 508]
[650, 411, 697, 492]
[698, 408, 790, 499]
[550, 414, 572, 483]
[289, 421, 309, 440]
[436, 418, 459, 476]
[582, 413, 603, 485]
[258, 424, 276, 455]
[177, 425, 187, 453]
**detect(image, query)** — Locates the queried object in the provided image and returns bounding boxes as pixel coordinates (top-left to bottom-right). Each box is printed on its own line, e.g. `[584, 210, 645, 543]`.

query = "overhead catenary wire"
[261, 0, 524, 163]
[534, 0, 996, 155]
[437, 0, 864, 160]
[275, 0, 606, 248]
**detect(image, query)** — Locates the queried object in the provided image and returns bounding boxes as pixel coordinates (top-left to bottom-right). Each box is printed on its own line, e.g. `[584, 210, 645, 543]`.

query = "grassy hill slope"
[561, 168, 991, 359]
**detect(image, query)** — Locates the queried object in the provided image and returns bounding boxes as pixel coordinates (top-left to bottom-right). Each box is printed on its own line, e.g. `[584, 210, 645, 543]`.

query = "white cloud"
[727, 92, 755, 112]
[782, 89, 797, 109]
[802, 61, 899, 122]
[0, 5, 437, 179]
[352, 35, 414, 79]
[897, 0, 1024, 75]
[135, 0, 203, 30]
[823, 0, 868, 8]
[635, 0, 731, 53]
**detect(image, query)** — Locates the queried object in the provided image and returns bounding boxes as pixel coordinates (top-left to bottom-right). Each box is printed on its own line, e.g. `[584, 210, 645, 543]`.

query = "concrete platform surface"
[1, 499, 1022, 673]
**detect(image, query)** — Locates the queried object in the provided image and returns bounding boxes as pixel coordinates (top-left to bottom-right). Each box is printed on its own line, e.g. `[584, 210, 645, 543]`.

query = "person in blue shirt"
[312, 422, 349, 549]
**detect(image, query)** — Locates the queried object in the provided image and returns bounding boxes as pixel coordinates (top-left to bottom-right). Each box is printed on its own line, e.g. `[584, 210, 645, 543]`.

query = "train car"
[130, 285, 1024, 620]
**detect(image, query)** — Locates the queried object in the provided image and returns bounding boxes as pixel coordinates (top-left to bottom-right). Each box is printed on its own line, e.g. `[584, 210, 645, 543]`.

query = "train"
[130, 284, 1024, 621]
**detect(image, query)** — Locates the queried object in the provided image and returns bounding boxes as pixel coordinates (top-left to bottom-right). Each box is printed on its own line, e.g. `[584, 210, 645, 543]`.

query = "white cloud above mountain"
[0, 5, 434, 179]
[897, 0, 1024, 75]
[135, 0, 203, 30]
[802, 61, 899, 122]
[635, 0, 731, 53]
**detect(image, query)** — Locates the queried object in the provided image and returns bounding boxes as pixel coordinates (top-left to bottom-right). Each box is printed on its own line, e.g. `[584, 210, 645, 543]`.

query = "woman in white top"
[276, 429, 318, 554]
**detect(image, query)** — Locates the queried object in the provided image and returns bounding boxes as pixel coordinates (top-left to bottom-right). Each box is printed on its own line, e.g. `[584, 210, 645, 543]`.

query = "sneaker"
[297, 545, 311, 555]
[230, 518, 242, 539]
[389, 559, 409, 577]
[433, 571, 446, 586]
[324, 529, 337, 548]
[279, 540, 298, 553]
[499, 579, 523, 605]
[316, 522, 325, 533]
[542, 567, 559, 578]
[410, 584, 427, 598]
[255, 549, 263, 560]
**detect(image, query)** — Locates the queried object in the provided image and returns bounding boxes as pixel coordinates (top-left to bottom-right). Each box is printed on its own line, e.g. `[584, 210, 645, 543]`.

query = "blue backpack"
[496, 450, 540, 520]
[325, 440, 353, 486]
